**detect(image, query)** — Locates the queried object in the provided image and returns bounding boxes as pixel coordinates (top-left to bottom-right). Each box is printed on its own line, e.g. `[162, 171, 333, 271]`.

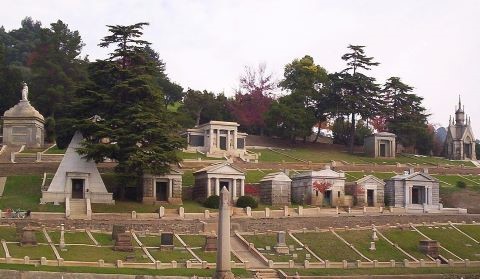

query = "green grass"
[2, 176, 64, 212]
[138, 234, 182, 247]
[48, 231, 93, 245]
[180, 235, 240, 263]
[344, 172, 396, 182]
[294, 232, 362, 262]
[44, 146, 65, 154]
[179, 235, 205, 248]
[0, 227, 18, 242]
[243, 233, 314, 263]
[283, 266, 480, 276]
[417, 225, 480, 260]
[182, 170, 194, 187]
[456, 225, 480, 241]
[245, 169, 279, 184]
[0, 264, 251, 277]
[177, 151, 217, 160]
[59, 246, 149, 263]
[336, 230, 408, 261]
[379, 228, 431, 260]
[91, 232, 113, 246]
[252, 149, 298, 163]
[148, 248, 194, 263]
[7, 243, 56, 260]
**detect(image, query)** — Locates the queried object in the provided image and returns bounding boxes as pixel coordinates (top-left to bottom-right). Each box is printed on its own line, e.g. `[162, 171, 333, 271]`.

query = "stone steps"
[252, 269, 280, 279]
[69, 199, 87, 219]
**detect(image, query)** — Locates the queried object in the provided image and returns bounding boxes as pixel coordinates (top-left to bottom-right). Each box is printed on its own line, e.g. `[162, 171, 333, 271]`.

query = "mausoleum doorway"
[72, 179, 84, 199]
[156, 181, 168, 201]
[367, 189, 374, 206]
[412, 186, 426, 205]
[324, 190, 332, 206]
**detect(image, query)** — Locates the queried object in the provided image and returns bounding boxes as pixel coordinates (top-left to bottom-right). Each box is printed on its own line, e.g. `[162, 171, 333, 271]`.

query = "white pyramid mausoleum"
[41, 132, 114, 204]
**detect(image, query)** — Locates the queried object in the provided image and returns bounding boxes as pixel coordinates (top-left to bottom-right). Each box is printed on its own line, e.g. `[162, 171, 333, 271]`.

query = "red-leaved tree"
[229, 64, 276, 135]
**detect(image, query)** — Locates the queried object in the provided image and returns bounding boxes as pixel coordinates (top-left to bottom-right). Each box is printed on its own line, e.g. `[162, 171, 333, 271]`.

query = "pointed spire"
[449, 115, 452, 125]
[459, 94, 462, 108]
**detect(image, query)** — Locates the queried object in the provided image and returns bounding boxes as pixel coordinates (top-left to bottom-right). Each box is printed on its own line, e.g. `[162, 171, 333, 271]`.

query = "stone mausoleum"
[184, 121, 248, 158]
[364, 132, 396, 158]
[384, 170, 440, 210]
[444, 97, 476, 160]
[142, 170, 183, 205]
[291, 166, 348, 207]
[192, 162, 245, 202]
[41, 132, 113, 204]
[259, 172, 291, 206]
[345, 175, 385, 207]
[2, 83, 45, 148]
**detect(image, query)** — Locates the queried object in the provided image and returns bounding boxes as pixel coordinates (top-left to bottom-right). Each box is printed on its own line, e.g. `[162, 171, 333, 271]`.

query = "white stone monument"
[214, 187, 234, 279]
[369, 241, 376, 251]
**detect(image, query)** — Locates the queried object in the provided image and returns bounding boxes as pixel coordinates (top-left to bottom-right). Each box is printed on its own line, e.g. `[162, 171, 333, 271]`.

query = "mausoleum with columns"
[142, 170, 183, 205]
[364, 132, 396, 158]
[184, 121, 248, 158]
[192, 162, 245, 202]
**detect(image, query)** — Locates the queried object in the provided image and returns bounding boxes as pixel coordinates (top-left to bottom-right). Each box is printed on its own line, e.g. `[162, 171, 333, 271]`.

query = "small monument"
[20, 226, 37, 246]
[274, 231, 289, 254]
[419, 240, 439, 258]
[59, 224, 66, 250]
[112, 225, 126, 241]
[204, 235, 217, 252]
[113, 232, 133, 252]
[372, 230, 379, 241]
[160, 232, 174, 250]
[213, 187, 234, 279]
[369, 241, 376, 251]
[2, 82, 45, 148]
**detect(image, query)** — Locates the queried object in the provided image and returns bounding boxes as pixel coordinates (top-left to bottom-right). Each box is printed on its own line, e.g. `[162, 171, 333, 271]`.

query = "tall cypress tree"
[58, 23, 185, 199]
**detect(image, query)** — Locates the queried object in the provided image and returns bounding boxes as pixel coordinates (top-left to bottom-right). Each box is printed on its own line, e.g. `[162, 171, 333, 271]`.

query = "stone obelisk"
[214, 187, 235, 279]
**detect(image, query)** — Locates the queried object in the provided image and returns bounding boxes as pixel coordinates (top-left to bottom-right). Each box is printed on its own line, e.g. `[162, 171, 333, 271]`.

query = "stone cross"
[213, 187, 234, 279]
[369, 241, 376, 251]
[59, 224, 65, 250]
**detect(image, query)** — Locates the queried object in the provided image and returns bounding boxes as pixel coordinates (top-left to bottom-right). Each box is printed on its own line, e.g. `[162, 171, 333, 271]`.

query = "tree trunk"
[195, 110, 202, 126]
[349, 113, 356, 153]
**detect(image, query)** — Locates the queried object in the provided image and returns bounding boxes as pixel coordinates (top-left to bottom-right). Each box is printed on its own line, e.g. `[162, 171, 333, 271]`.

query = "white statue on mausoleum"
[21, 82, 29, 101]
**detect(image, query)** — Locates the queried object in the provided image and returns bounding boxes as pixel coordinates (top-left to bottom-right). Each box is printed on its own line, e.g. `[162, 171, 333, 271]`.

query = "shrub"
[236, 196, 258, 209]
[204, 195, 220, 209]
[456, 181, 467, 188]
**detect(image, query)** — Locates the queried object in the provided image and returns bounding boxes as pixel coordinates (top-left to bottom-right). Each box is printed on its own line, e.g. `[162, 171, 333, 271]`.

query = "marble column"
[233, 130, 237, 149]
[215, 178, 220, 196]
[240, 179, 245, 196]
[232, 179, 237, 199]
[209, 129, 213, 151]
[214, 187, 234, 279]
[207, 178, 212, 197]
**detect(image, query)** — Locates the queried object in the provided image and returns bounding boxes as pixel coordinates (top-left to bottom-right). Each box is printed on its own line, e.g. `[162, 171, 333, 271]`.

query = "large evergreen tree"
[58, 23, 184, 198]
[332, 45, 381, 153]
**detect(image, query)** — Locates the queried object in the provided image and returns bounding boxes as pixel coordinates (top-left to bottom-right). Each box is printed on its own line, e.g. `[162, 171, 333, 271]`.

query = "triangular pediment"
[194, 162, 244, 175]
[356, 175, 385, 185]
[406, 172, 437, 182]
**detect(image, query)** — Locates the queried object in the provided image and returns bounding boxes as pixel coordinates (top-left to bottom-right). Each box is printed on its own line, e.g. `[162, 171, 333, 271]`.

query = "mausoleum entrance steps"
[69, 199, 88, 219]
[251, 269, 280, 279]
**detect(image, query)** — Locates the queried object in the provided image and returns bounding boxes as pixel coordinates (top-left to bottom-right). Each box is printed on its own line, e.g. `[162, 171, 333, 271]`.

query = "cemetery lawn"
[138, 235, 182, 247]
[7, 243, 56, 260]
[44, 146, 65, 154]
[182, 170, 194, 186]
[0, 227, 18, 242]
[177, 151, 217, 160]
[294, 232, 362, 262]
[148, 248, 193, 262]
[91, 232, 113, 246]
[243, 233, 314, 263]
[455, 224, 480, 241]
[336, 230, 408, 261]
[0, 264, 252, 277]
[344, 172, 397, 182]
[59, 246, 149, 263]
[379, 228, 430, 260]
[2, 176, 64, 212]
[48, 231, 93, 245]
[283, 266, 480, 276]
[416, 225, 480, 260]
[245, 169, 279, 183]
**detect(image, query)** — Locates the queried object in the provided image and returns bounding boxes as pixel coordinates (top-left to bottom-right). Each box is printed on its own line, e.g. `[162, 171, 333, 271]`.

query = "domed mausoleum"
[2, 83, 45, 148]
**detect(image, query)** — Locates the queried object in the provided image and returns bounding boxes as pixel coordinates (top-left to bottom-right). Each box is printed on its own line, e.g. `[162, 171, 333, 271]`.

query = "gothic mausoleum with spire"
[444, 96, 476, 160]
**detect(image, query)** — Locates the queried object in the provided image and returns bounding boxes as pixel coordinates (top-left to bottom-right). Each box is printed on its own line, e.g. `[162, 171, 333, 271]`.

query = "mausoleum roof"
[260, 172, 292, 182]
[292, 165, 345, 179]
[3, 100, 45, 121]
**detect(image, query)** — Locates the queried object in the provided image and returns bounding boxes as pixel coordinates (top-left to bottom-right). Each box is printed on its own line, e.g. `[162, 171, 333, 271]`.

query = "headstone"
[20, 227, 37, 246]
[419, 240, 439, 258]
[113, 232, 133, 252]
[292, 253, 298, 259]
[112, 225, 126, 240]
[160, 232, 174, 250]
[204, 235, 217, 252]
[213, 187, 234, 279]
[369, 241, 376, 251]
[125, 254, 135, 262]
[274, 231, 289, 254]
[265, 246, 271, 251]
[372, 230, 379, 241]
[306, 254, 311, 259]
[16, 222, 27, 239]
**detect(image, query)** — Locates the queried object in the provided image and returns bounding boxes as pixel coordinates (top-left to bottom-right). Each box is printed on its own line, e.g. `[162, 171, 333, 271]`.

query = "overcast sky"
[2, 0, 480, 135]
